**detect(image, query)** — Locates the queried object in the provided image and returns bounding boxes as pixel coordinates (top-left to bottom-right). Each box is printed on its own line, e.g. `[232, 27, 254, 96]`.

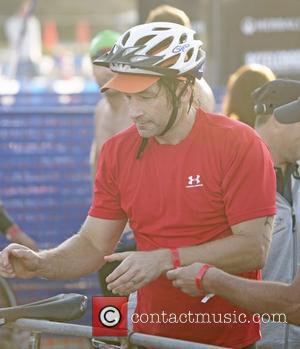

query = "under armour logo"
[186, 175, 203, 188]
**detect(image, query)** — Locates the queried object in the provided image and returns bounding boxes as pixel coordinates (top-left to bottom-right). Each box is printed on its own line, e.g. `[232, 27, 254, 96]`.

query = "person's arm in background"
[90, 101, 105, 183]
[168, 264, 300, 325]
[90, 99, 114, 183]
[0, 216, 126, 280]
[0, 200, 38, 251]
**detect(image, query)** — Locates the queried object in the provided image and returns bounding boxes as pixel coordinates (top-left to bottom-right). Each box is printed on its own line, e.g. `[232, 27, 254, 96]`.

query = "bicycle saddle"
[0, 293, 87, 323]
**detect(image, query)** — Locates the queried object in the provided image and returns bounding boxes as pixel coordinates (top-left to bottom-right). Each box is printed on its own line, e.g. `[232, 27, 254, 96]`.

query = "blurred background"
[0, 0, 299, 347]
[0, 0, 299, 87]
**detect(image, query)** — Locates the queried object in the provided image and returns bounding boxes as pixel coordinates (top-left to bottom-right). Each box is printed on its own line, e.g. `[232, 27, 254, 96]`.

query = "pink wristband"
[195, 264, 211, 291]
[170, 248, 180, 268]
[6, 224, 22, 237]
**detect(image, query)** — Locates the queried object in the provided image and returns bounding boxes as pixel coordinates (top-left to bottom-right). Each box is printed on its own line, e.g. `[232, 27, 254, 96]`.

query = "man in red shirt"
[0, 23, 276, 348]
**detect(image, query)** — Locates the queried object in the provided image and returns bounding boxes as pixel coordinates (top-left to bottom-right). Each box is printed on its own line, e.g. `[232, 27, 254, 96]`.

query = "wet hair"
[222, 64, 276, 128]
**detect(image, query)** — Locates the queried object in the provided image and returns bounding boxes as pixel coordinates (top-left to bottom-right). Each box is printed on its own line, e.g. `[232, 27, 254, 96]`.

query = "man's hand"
[167, 263, 208, 297]
[104, 249, 172, 295]
[0, 243, 41, 279]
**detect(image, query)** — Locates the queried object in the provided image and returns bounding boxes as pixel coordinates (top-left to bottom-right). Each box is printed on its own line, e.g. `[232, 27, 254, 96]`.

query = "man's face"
[124, 82, 172, 138]
[93, 66, 118, 96]
[263, 112, 300, 163]
[278, 118, 300, 162]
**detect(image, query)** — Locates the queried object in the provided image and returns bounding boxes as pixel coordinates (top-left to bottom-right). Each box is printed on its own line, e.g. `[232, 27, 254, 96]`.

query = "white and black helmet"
[94, 22, 205, 80]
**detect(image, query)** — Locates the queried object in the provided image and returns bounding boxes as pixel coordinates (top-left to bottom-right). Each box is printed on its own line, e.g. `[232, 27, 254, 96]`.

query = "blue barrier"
[0, 92, 100, 108]
[0, 95, 100, 325]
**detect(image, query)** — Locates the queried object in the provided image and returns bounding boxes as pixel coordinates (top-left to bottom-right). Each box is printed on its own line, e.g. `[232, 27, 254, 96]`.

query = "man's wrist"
[170, 248, 181, 268]
[36, 250, 49, 279]
[201, 267, 221, 294]
[5, 224, 22, 239]
[154, 249, 174, 273]
[195, 264, 212, 291]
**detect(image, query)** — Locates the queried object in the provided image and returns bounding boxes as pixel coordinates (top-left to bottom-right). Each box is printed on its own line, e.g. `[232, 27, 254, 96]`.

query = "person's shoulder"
[199, 109, 260, 143]
[200, 109, 251, 131]
[94, 97, 111, 115]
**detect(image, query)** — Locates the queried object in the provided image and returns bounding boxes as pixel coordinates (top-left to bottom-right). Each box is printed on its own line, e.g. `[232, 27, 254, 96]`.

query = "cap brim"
[101, 74, 160, 94]
[274, 98, 300, 124]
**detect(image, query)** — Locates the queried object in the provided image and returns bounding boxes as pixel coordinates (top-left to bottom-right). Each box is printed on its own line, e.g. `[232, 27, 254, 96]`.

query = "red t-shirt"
[89, 109, 276, 348]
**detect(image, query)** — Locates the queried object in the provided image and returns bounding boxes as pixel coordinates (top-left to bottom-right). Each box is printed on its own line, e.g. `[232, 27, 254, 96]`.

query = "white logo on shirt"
[186, 175, 203, 188]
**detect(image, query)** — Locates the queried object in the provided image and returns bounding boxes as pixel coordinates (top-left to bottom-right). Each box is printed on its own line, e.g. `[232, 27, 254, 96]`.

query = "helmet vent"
[122, 32, 130, 46]
[147, 37, 173, 55]
[135, 35, 156, 46]
[152, 27, 170, 31]
[179, 33, 187, 43]
[185, 48, 194, 61]
[160, 54, 180, 67]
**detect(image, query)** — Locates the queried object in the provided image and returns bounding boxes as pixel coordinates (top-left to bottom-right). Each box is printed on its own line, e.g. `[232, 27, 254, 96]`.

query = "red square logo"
[92, 296, 128, 337]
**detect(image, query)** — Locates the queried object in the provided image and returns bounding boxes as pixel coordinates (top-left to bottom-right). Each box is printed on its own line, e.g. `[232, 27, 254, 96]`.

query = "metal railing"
[6, 318, 224, 349]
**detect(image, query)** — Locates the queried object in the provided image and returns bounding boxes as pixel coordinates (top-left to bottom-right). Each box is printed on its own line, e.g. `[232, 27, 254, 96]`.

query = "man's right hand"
[0, 243, 41, 279]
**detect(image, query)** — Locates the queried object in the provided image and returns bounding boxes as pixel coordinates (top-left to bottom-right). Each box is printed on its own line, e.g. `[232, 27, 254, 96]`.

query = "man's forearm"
[37, 233, 105, 279]
[176, 216, 274, 274]
[178, 234, 262, 274]
[203, 268, 297, 322]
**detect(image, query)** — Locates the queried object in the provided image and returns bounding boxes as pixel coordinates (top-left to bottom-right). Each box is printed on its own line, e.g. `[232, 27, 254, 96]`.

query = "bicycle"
[0, 293, 89, 349]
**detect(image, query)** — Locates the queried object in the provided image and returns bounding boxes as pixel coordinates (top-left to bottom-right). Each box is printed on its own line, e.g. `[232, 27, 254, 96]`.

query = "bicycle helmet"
[89, 30, 120, 61]
[93, 22, 206, 158]
[94, 22, 205, 85]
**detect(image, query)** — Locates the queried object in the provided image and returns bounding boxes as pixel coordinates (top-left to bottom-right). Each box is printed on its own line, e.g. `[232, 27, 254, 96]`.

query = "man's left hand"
[104, 250, 171, 295]
[167, 263, 207, 297]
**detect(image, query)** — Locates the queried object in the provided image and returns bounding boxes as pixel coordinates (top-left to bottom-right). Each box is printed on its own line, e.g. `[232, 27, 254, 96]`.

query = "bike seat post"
[28, 331, 41, 349]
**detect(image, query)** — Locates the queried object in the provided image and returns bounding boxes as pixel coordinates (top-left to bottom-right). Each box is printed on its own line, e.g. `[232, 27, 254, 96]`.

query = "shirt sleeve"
[88, 142, 127, 220]
[222, 128, 276, 226]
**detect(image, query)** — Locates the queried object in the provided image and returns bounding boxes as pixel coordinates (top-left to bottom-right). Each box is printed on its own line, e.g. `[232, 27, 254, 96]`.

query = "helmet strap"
[136, 77, 194, 159]
[159, 77, 192, 136]
[136, 137, 148, 159]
